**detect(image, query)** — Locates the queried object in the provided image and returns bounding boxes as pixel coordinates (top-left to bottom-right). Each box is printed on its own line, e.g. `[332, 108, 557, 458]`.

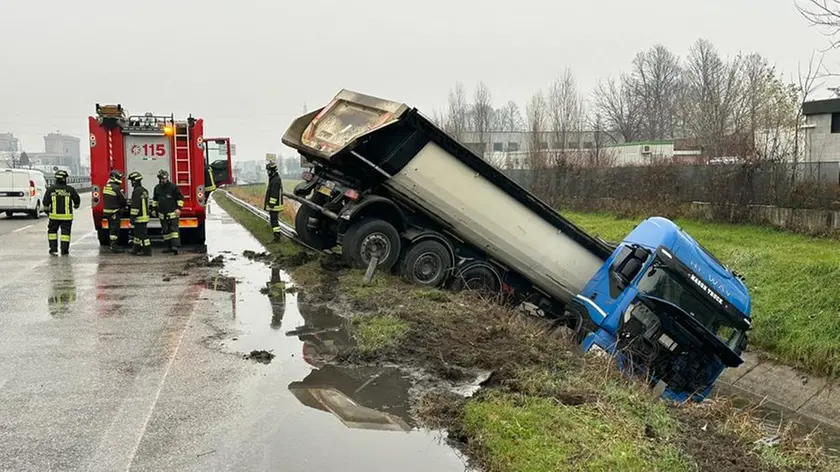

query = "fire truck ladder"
[173, 121, 191, 196]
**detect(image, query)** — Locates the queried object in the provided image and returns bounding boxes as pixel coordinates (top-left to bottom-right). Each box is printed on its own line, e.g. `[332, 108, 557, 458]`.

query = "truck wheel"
[343, 219, 401, 270]
[294, 204, 337, 250]
[451, 263, 502, 298]
[401, 240, 452, 287]
[5, 211, 12, 218]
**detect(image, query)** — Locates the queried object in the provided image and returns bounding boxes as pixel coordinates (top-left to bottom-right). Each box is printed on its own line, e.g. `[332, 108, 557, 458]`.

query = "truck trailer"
[89, 104, 233, 246]
[281, 89, 752, 402]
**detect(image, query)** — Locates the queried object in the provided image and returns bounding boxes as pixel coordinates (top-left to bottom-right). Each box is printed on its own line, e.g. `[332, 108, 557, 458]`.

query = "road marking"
[12, 224, 34, 233]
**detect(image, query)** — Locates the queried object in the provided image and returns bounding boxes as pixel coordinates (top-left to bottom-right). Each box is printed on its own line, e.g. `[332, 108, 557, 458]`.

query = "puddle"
[203, 206, 469, 470]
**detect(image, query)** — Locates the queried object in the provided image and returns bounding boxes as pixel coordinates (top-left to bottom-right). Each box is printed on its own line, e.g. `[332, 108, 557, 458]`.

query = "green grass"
[564, 211, 840, 378]
[463, 392, 689, 472]
[351, 313, 409, 353]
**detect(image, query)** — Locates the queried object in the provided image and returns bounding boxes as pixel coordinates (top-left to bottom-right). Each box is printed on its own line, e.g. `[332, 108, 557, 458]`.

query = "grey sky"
[0, 0, 835, 161]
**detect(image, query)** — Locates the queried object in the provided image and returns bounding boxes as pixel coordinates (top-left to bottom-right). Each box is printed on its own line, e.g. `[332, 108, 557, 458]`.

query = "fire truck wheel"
[342, 219, 401, 271]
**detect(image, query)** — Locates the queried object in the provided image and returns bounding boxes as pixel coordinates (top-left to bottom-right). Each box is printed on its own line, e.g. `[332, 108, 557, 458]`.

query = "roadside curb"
[719, 352, 840, 430]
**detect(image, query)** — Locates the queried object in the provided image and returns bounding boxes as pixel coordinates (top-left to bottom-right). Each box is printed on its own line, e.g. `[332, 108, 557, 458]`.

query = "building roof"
[802, 98, 840, 116]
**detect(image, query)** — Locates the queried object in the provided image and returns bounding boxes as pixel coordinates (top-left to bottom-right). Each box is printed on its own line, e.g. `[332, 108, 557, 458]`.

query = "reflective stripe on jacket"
[44, 184, 80, 221]
[130, 185, 150, 223]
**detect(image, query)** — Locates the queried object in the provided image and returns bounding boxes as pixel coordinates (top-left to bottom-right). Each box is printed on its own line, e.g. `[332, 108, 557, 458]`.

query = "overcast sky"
[0, 0, 836, 161]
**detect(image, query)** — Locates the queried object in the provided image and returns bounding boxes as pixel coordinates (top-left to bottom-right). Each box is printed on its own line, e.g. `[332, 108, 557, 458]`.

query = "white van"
[0, 168, 47, 219]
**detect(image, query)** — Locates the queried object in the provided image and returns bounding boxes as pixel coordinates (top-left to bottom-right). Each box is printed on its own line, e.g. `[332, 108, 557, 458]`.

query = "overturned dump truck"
[281, 89, 752, 402]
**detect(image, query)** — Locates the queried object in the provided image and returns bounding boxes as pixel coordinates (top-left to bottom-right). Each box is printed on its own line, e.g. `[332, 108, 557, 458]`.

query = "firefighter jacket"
[152, 181, 184, 218]
[264, 173, 283, 212]
[130, 184, 151, 224]
[43, 183, 81, 221]
[102, 179, 127, 214]
[204, 166, 217, 192]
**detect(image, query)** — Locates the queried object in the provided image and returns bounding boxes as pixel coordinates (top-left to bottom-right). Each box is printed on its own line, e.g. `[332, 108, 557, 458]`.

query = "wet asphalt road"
[0, 213, 46, 237]
[0, 198, 467, 471]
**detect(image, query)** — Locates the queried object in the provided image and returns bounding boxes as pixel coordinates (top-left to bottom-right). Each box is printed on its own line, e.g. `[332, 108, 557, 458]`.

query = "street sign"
[266, 153, 277, 162]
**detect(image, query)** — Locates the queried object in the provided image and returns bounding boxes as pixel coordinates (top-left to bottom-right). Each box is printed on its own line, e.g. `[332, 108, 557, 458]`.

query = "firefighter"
[264, 161, 283, 242]
[43, 170, 81, 256]
[152, 169, 184, 255]
[102, 169, 128, 253]
[127, 172, 152, 256]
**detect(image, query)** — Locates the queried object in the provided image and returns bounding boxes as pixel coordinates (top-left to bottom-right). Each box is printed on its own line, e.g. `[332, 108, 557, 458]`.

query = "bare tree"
[593, 76, 641, 142]
[471, 82, 494, 152]
[495, 101, 525, 132]
[683, 39, 746, 158]
[547, 68, 581, 152]
[798, 1, 840, 50]
[794, 51, 826, 164]
[587, 113, 616, 167]
[445, 82, 470, 140]
[626, 44, 682, 140]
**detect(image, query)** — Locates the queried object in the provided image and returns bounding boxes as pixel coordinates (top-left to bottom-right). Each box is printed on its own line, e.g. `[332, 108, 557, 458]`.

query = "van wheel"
[5, 211, 12, 218]
[343, 219, 401, 270]
[29, 202, 41, 219]
[451, 263, 502, 299]
[401, 240, 452, 287]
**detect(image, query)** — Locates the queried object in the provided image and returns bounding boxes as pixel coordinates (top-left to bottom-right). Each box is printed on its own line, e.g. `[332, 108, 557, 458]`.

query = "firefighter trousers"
[48, 219, 72, 254]
[269, 211, 282, 240]
[106, 211, 121, 246]
[132, 222, 151, 255]
[160, 216, 180, 248]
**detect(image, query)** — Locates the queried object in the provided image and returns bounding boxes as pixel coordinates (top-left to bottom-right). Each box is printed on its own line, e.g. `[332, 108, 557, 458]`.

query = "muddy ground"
[217, 193, 837, 472]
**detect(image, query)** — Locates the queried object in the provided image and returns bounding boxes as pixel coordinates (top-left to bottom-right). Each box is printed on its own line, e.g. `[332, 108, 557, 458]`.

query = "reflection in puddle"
[289, 365, 415, 432]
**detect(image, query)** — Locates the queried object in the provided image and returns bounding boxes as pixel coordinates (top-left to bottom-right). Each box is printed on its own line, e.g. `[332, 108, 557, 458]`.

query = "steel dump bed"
[282, 89, 612, 302]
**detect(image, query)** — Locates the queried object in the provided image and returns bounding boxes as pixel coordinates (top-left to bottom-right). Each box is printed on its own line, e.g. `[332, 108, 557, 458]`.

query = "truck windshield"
[637, 263, 745, 351]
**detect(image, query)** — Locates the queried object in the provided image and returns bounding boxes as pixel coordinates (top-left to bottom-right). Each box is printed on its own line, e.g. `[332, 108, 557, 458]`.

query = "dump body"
[282, 90, 612, 304]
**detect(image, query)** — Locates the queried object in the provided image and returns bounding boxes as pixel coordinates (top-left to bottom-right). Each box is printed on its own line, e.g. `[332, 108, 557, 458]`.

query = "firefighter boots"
[110, 243, 125, 254]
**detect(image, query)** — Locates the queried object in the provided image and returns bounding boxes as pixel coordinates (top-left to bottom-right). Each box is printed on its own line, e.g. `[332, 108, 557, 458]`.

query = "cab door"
[202, 137, 234, 186]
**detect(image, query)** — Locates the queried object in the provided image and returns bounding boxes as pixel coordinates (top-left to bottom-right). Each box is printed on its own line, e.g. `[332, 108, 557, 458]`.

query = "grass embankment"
[214, 189, 836, 472]
[227, 181, 300, 223]
[565, 211, 840, 379]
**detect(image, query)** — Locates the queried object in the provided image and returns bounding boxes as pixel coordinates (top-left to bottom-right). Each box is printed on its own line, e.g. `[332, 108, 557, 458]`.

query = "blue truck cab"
[573, 217, 751, 402]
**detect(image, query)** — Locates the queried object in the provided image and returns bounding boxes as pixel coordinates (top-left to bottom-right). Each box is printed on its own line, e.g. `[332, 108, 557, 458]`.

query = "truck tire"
[294, 204, 337, 250]
[342, 219, 401, 270]
[450, 263, 502, 298]
[401, 240, 452, 287]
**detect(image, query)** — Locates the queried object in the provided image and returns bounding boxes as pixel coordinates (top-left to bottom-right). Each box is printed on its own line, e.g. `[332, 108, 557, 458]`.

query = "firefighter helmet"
[54, 170, 69, 181]
[266, 161, 278, 173]
[127, 171, 143, 182]
[110, 170, 123, 181]
[157, 169, 169, 180]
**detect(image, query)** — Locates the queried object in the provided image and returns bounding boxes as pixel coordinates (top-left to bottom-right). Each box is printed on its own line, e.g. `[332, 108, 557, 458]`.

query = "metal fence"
[504, 161, 840, 211]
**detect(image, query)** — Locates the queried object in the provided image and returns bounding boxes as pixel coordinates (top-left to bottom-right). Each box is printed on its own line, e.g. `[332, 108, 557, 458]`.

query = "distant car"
[0, 168, 47, 219]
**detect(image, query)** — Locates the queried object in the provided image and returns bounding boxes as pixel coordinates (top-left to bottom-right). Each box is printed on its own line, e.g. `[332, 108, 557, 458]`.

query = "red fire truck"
[88, 104, 233, 246]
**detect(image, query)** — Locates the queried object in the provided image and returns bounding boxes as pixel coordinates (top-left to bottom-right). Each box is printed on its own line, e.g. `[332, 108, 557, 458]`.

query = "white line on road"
[12, 224, 34, 233]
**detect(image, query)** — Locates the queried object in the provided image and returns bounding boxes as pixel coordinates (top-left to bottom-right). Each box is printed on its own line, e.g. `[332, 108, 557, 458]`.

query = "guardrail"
[46, 177, 92, 192]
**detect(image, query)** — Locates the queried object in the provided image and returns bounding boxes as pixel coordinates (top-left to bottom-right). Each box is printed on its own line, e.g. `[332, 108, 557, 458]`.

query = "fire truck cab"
[89, 104, 233, 246]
